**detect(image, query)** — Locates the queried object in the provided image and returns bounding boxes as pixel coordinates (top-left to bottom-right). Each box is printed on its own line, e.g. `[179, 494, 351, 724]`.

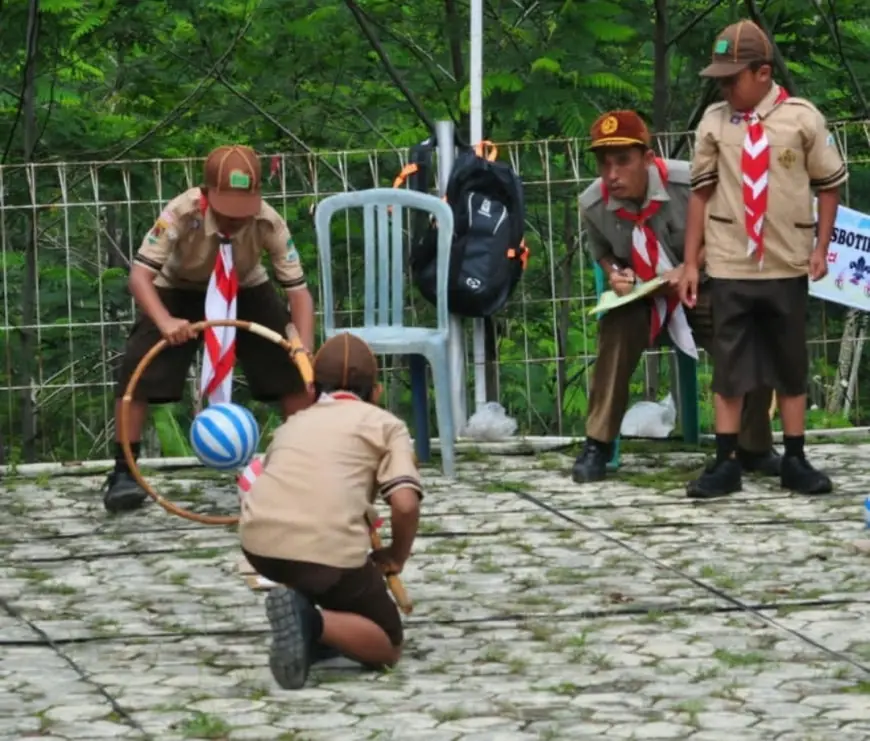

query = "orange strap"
[474, 140, 498, 162]
[507, 239, 530, 271]
[392, 163, 419, 189]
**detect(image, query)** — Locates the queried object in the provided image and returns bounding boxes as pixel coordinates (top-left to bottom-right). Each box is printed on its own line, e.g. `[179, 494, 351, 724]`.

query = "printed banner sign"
[810, 202, 870, 312]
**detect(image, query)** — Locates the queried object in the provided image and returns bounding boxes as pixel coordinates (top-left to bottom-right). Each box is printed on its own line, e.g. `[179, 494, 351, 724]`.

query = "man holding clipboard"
[573, 110, 780, 496]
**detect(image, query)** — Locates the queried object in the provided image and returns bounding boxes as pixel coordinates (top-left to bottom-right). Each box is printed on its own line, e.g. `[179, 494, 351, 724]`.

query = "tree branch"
[343, 0, 438, 138]
[667, 0, 727, 47]
[444, 0, 465, 82]
[742, 0, 799, 94]
[816, 0, 869, 116]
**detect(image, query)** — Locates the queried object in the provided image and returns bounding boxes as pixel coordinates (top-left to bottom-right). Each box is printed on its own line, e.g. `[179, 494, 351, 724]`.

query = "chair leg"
[676, 350, 700, 445]
[409, 355, 431, 464]
[428, 354, 456, 479]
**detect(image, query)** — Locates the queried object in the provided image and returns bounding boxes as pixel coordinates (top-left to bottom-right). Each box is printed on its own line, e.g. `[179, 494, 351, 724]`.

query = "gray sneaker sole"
[265, 588, 310, 690]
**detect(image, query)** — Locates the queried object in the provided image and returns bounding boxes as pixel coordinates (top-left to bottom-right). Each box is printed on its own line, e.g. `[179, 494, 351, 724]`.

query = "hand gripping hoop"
[119, 318, 413, 613]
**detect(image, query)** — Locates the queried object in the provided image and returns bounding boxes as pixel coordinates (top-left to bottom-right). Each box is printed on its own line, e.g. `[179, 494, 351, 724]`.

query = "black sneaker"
[781, 456, 833, 495]
[686, 458, 742, 499]
[571, 439, 612, 483]
[739, 447, 782, 477]
[265, 587, 318, 689]
[103, 471, 148, 514]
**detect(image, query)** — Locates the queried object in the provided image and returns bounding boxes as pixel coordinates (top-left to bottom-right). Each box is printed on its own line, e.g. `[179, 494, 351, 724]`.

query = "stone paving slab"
[2, 443, 870, 740]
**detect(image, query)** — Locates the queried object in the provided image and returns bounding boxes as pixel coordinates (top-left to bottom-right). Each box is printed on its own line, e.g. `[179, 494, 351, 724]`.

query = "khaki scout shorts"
[242, 550, 404, 647]
[710, 276, 809, 398]
[114, 283, 306, 403]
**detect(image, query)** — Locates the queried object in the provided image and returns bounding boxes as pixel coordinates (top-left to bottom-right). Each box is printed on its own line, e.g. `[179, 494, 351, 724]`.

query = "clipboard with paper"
[588, 276, 668, 316]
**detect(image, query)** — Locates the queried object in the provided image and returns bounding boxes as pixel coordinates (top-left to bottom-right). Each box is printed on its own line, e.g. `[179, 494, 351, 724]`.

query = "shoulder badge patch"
[150, 208, 177, 241]
[286, 236, 299, 261]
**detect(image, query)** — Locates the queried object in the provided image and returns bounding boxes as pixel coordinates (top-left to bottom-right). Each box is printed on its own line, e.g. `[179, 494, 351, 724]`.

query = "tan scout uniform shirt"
[239, 397, 422, 569]
[580, 160, 691, 268]
[690, 84, 848, 280]
[133, 187, 307, 291]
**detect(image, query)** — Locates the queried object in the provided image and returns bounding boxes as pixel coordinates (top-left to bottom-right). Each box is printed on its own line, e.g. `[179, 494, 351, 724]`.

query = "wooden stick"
[369, 520, 413, 615]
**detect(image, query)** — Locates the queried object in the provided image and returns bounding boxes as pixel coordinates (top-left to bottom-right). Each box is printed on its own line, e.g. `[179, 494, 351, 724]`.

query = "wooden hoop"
[120, 318, 413, 612]
[119, 319, 312, 527]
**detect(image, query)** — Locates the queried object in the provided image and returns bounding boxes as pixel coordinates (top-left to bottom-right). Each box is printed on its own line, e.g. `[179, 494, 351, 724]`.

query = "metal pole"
[436, 120, 467, 434]
[469, 0, 487, 412]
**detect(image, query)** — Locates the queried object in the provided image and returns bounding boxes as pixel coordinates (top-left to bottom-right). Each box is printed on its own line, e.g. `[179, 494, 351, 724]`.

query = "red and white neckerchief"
[601, 159, 698, 359]
[237, 455, 263, 504]
[317, 391, 360, 404]
[741, 86, 790, 267]
[198, 194, 239, 405]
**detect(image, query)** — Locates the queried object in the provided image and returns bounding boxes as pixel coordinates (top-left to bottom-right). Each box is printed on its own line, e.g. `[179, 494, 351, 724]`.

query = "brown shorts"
[710, 276, 809, 398]
[115, 283, 306, 403]
[242, 550, 404, 647]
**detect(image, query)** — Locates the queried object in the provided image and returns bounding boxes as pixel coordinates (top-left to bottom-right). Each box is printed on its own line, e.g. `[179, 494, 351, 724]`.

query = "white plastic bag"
[619, 393, 676, 438]
[463, 401, 518, 441]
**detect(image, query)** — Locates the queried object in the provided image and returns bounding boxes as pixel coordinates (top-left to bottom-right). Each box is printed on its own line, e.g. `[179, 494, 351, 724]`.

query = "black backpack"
[395, 140, 528, 318]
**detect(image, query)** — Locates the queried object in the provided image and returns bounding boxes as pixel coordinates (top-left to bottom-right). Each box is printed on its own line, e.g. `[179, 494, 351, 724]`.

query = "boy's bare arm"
[386, 487, 420, 564]
[815, 188, 840, 254]
[684, 185, 714, 269]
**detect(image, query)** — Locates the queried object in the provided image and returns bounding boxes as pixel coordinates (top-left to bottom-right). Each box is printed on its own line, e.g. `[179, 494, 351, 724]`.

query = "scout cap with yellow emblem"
[588, 110, 651, 150]
[204, 145, 262, 219]
[700, 20, 772, 78]
[313, 332, 379, 393]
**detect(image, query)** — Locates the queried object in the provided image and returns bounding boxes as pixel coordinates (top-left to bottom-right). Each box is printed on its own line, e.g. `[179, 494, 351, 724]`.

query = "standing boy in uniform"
[240, 332, 422, 690]
[680, 20, 848, 497]
[105, 145, 316, 514]
[574, 109, 780, 491]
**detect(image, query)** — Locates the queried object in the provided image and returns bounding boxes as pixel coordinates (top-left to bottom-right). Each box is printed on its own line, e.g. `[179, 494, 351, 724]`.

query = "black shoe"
[103, 470, 148, 514]
[265, 587, 318, 690]
[686, 458, 742, 499]
[781, 455, 833, 495]
[571, 439, 611, 483]
[739, 447, 782, 477]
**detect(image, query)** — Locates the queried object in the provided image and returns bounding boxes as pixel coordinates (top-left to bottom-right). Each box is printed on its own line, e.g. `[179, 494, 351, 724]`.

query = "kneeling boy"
[239, 332, 422, 689]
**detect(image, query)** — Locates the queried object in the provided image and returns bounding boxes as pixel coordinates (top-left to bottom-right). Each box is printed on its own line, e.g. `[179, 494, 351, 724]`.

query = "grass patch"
[176, 711, 231, 739]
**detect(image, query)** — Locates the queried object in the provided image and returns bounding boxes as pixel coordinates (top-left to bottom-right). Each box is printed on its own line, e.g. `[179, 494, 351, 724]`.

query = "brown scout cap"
[203, 145, 262, 219]
[588, 110, 651, 150]
[314, 332, 379, 391]
[700, 20, 772, 78]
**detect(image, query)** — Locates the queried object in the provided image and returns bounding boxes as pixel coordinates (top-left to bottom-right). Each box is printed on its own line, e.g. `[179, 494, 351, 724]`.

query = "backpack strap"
[392, 163, 419, 189]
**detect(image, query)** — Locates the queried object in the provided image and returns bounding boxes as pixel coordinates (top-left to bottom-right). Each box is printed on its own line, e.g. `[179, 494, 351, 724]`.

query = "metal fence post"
[435, 120, 467, 435]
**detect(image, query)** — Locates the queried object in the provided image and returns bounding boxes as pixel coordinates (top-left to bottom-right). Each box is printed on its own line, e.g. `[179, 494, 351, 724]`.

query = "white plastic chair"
[314, 188, 456, 478]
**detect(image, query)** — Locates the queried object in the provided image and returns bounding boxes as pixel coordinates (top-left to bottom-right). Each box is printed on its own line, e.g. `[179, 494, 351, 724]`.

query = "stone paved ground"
[2, 442, 870, 741]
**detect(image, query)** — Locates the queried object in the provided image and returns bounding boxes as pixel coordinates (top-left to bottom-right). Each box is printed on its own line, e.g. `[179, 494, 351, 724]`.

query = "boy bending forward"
[680, 20, 848, 498]
[240, 332, 422, 689]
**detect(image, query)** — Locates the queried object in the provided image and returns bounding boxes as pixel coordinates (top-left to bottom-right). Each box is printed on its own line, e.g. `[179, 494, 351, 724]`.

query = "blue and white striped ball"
[190, 403, 260, 471]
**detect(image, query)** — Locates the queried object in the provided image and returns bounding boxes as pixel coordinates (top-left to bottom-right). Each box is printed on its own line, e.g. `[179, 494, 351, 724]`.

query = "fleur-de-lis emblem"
[849, 257, 868, 284]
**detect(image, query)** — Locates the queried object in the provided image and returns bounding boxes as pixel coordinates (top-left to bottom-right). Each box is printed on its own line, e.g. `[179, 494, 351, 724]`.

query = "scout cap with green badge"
[700, 20, 773, 78]
[204, 145, 263, 219]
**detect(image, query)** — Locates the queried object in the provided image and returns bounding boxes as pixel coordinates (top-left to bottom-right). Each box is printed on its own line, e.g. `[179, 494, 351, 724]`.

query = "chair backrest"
[314, 188, 454, 333]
